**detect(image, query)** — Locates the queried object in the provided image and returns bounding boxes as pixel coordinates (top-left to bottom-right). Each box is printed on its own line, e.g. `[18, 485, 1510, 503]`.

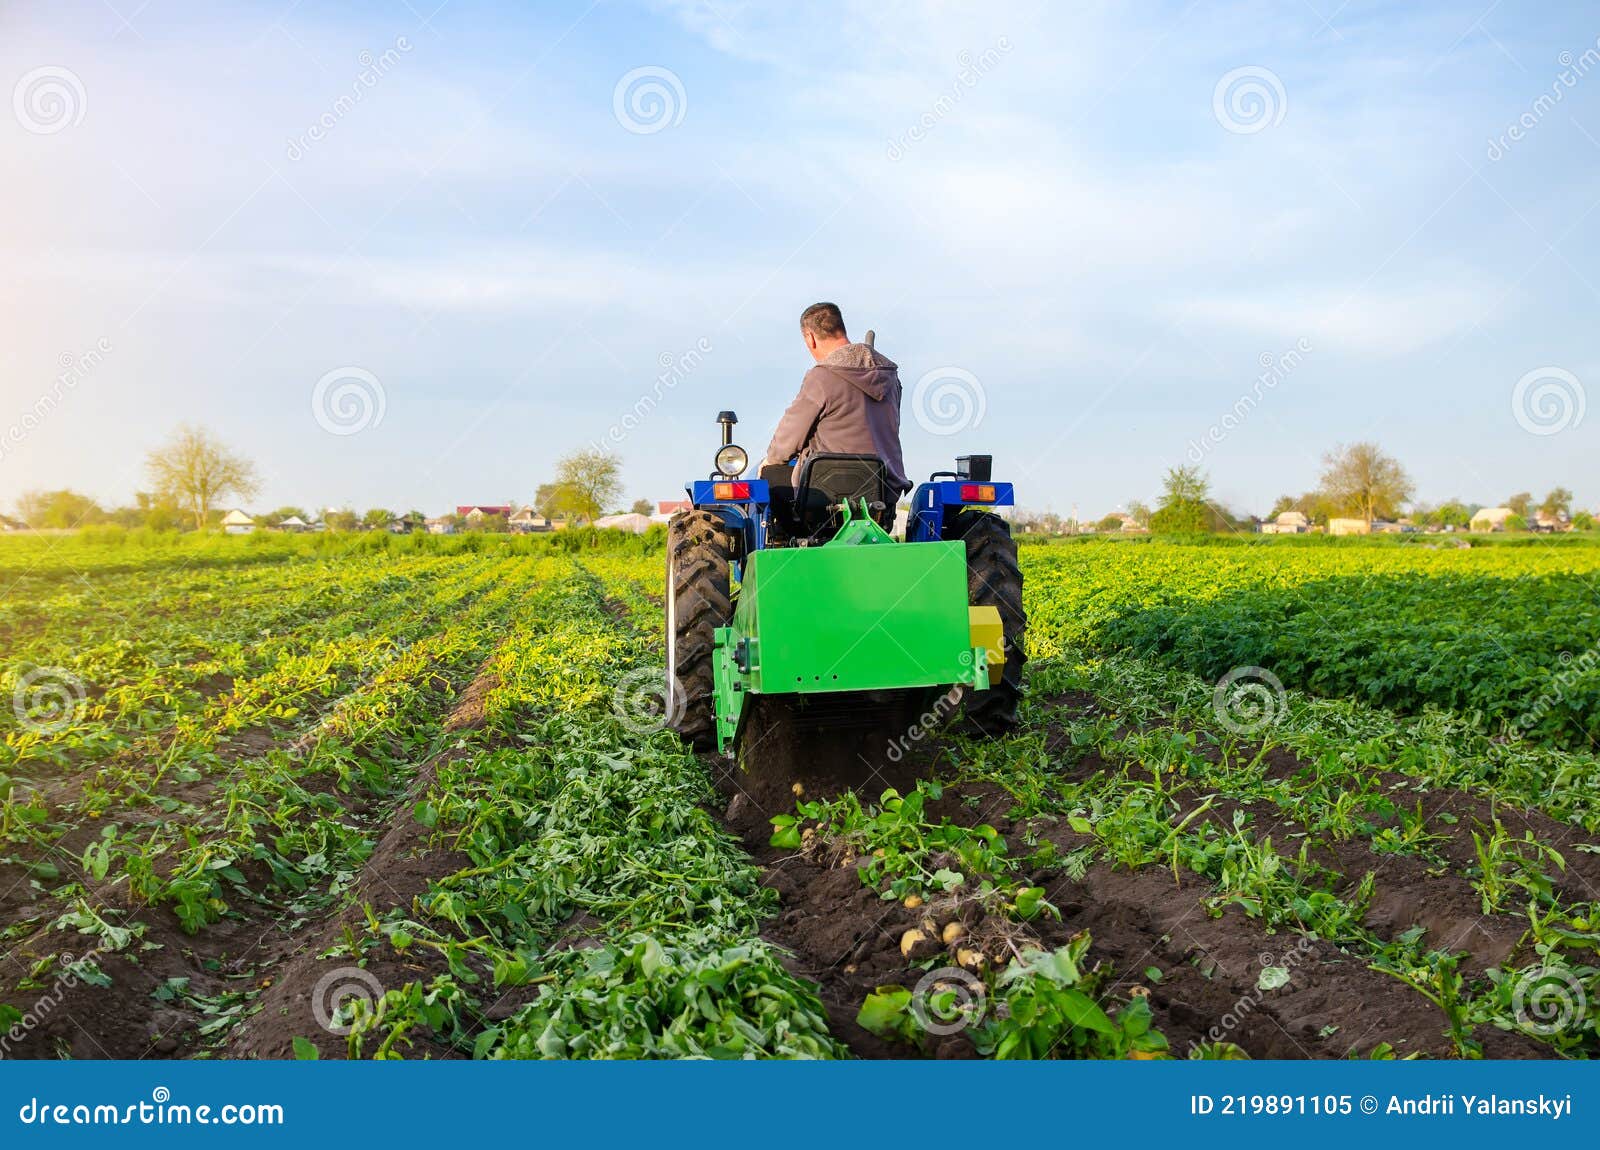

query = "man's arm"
[762, 370, 826, 467]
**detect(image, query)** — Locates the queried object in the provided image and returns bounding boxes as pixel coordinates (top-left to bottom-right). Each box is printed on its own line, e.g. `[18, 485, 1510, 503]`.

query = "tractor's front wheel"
[666, 510, 734, 750]
[954, 509, 1026, 733]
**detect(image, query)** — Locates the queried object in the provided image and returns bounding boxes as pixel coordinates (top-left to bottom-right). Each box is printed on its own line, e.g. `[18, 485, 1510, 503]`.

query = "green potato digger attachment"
[709, 498, 1001, 754]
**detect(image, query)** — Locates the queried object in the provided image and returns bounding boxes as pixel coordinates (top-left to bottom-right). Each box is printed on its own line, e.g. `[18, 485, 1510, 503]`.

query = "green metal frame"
[712, 500, 988, 753]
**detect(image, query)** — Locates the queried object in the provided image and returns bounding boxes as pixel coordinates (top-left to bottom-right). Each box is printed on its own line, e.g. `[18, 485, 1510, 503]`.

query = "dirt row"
[0, 657, 501, 1060]
[712, 695, 1561, 1061]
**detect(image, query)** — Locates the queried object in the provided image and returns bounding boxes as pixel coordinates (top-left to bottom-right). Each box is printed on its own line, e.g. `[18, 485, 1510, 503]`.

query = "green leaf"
[856, 987, 912, 1037]
[291, 1036, 320, 1060]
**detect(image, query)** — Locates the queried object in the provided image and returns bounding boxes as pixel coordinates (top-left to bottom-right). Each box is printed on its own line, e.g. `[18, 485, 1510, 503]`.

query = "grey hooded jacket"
[764, 342, 910, 494]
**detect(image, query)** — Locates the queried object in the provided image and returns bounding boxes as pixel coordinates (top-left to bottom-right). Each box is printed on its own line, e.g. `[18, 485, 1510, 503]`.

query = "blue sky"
[1, 0, 1596, 519]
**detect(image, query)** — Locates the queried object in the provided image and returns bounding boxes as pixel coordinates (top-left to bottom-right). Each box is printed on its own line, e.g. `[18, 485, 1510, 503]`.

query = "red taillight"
[713, 482, 751, 500]
[959, 484, 996, 502]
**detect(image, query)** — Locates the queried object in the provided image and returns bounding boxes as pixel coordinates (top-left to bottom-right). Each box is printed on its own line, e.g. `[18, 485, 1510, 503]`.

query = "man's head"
[799, 301, 850, 362]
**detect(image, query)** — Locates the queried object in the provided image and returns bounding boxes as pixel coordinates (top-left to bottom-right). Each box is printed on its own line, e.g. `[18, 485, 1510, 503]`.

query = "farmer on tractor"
[759, 302, 911, 499]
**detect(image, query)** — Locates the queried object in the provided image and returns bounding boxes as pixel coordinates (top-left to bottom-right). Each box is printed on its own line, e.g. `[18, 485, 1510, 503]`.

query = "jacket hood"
[820, 342, 899, 401]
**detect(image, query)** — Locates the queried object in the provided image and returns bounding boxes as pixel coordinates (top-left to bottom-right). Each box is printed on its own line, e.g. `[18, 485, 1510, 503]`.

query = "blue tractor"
[665, 399, 1026, 763]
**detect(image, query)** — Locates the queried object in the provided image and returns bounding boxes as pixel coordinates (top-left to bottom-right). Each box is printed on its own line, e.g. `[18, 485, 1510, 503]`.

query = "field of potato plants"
[2, 531, 1597, 1061]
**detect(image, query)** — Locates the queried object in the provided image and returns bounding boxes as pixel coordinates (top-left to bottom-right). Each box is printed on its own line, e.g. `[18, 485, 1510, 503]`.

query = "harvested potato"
[941, 922, 966, 945]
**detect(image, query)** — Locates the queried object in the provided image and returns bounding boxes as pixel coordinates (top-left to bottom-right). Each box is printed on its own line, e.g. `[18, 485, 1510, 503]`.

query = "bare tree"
[144, 425, 261, 531]
[548, 449, 623, 524]
[1319, 442, 1413, 523]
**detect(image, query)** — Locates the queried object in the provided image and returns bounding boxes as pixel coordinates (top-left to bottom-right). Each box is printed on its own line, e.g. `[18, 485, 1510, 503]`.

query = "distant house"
[388, 514, 425, 534]
[651, 499, 691, 524]
[509, 507, 559, 533]
[424, 516, 455, 535]
[1533, 512, 1569, 534]
[1260, 511, 1309, 535]
[1471, 506, 1514, 532]
[1328, 518, 1371, 536]
[0, 514, 24, 532]
[594, 512, 653, 535]
[275, 515, 310, 533]
[221, 509, 256, 535]
[457, 505, 513, 521]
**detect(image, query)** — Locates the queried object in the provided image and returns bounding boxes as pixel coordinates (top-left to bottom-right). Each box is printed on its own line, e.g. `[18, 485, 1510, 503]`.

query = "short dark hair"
[799, 301, 847, 339]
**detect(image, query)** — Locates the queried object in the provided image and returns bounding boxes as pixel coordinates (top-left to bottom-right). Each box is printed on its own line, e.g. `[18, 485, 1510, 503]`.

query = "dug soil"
[713, 697, 1553, 1061]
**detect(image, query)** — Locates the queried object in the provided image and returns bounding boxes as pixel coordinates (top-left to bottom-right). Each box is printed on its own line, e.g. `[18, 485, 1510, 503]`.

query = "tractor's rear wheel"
[953, 509, 1026, 733]
[666, 510, 734, 751]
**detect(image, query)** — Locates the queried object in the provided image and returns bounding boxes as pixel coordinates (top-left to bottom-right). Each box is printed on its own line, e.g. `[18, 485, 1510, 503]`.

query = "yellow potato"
[903, 894, 923, 909]
[955, 946, 987, 970]
[900, 928, 929, 958]
[941, 922, 966, 945]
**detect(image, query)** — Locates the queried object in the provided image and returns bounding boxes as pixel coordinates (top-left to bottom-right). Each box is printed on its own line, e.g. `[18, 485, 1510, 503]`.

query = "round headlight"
[715, 443, 749, 477]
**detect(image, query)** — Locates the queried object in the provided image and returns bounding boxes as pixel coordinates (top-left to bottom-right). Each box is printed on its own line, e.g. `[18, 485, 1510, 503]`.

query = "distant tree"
[1127, 500, 1152, 528]
[1505, 513, 1528, 532]
[1097, 513, 1125, 533]
[533, 483, 562, 519]
[362, 508, 395, 530]
[145, 425, 260, 532]
[548, 449, 623, 525]
[1151, 466, 1214, 533]
[1505, 491, 1532, 517]
[324, 507, 360, 532]
[1268, 494, 1296, 518]
[1539, 487, 1573, 520]
[467, 512, 510, 533]
[630, 498, 653, 516]
[1319, 442, 1413, 523]
[16, 489, 104, 529]
[1427, 500, 1471, 529]
[401, 510, 427, 532]
[1160, 464, 1210, 507]
[1574, 510, 1596, 532]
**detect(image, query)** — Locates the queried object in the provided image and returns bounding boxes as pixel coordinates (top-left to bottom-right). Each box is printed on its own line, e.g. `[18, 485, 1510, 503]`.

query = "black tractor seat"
[765, 453, 897, 543]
